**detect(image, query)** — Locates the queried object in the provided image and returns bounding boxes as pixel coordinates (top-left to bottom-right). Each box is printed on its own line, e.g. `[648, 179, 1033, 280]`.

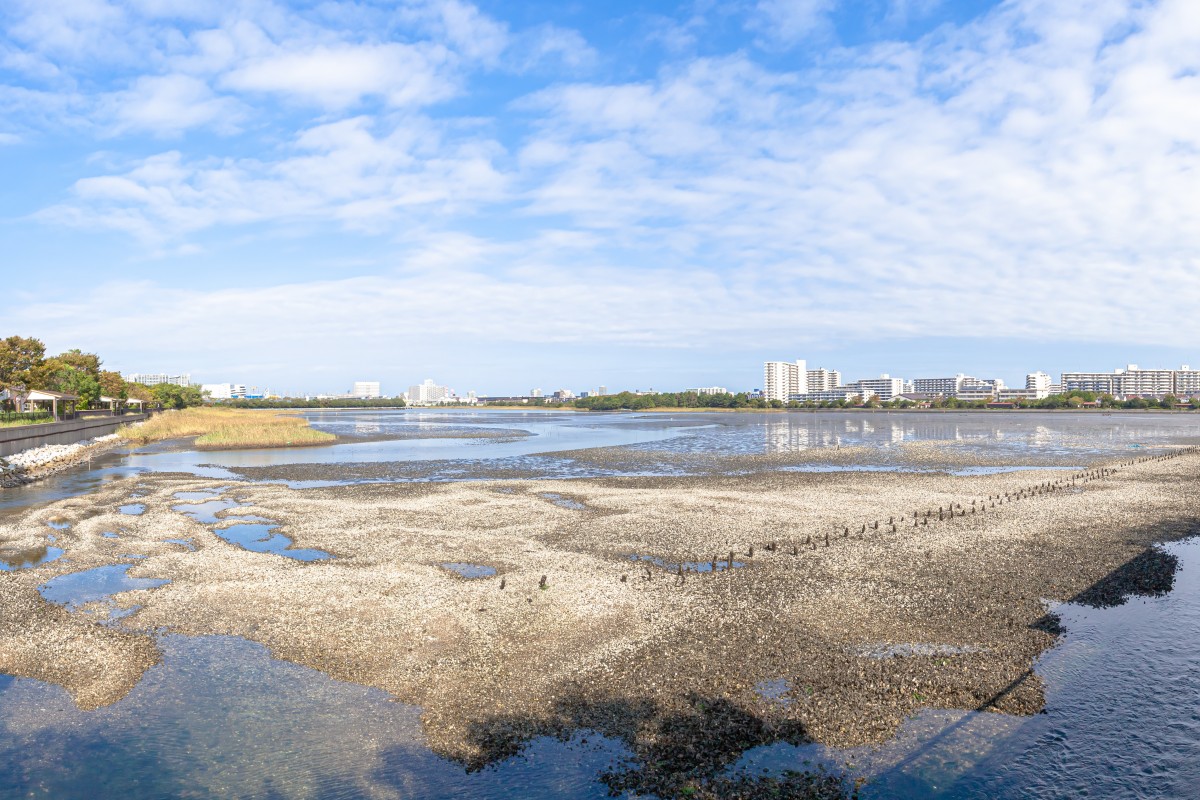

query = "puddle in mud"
[539, 492, 587, 510]
[172, 498, 241, 524]
[173, 488, 230, 501]
[0, 545, 66, 571]
[171, 493, 331, 562]
[163, 538, 195, 550]
[214, 523, 330, 562]
[755, 678, 792, 704]
[46, 520, 71, 531]
[628, 553, 747, 572]
[442, 562, 497, 579]
[854, 643, 984, 659]
[119, 504, 146, 516]
[39, 564, 169, 612]
[102, 531, 120, 539]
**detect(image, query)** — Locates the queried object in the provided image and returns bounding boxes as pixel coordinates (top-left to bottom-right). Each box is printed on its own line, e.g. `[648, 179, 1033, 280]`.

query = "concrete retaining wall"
[0, 414, 146, 458]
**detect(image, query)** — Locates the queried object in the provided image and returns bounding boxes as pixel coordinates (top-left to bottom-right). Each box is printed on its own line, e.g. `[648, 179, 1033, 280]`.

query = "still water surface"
[2, 410, 1199, 797]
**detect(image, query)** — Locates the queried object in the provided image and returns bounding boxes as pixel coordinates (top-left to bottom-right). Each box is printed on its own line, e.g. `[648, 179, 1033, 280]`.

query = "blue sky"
[3, 0, 1199, 396]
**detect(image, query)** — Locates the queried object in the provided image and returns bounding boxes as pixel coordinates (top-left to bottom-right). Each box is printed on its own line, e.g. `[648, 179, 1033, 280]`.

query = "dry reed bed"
[0, 448, 1197, 796]
[119, 407, 335, 449]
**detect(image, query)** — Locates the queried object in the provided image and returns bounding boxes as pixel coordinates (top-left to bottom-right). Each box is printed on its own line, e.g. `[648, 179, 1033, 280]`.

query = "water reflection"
[733, 537, 1200, 799]
[0, 635, 630, 799]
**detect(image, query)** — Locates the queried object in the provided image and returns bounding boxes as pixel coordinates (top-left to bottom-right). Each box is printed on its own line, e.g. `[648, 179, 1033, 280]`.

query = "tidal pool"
[39, 564, 169, 611]
[0, 635, 632, 799]
[0, 544, 65, 571]
[733, 537, 1200, 799]
[4, 410, 1200, 798]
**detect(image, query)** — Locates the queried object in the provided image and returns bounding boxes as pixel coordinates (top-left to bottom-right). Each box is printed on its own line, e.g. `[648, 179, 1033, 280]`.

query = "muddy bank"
[0, 448, 1197, 797]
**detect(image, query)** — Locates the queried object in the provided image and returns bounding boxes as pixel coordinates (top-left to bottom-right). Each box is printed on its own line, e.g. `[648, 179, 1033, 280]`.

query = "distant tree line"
[570, 388, 1199, 412]
[573, 391, 775, 411]
[0, 334, 206, 411]
[215, 397, 405, 409]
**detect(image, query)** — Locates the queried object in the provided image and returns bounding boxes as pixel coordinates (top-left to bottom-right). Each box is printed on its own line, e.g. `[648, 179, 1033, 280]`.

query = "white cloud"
[510, 24, 597, 72]
[39, 115, 510, 242]
[221, 41, 456, 109]
[104, 74, 243, 136]
[401, 0, 509, 64]
[13, 0, 1200, 357]
[747, 0, 837, 45]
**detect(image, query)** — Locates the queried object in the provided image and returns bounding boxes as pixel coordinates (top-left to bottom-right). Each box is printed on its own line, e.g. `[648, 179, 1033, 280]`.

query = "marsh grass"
[119, 407, 336, 449]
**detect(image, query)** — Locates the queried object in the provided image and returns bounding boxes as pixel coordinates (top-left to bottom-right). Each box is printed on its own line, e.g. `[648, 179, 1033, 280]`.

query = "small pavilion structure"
[26, 389, 78, 420]
[100, 395, 146, 414]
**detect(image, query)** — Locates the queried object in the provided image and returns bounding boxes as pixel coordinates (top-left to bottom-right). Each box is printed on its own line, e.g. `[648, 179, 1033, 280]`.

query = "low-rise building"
[686, 386, 729, 395]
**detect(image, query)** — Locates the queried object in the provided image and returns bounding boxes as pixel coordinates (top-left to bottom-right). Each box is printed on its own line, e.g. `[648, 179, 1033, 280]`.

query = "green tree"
[48, 366, 102, 409]
[0, 335, 47, 410]
[151, 383, 204, 409]
[52, 349, 101, 377]
[98, 370, 128, 401]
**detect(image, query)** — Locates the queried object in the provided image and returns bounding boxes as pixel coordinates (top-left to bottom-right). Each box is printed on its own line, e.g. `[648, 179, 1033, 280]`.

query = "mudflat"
[1, 446, 1196, 796]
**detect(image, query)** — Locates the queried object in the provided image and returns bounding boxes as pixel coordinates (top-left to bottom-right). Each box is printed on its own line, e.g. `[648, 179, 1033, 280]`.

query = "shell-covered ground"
[1, 446, 1196, 797]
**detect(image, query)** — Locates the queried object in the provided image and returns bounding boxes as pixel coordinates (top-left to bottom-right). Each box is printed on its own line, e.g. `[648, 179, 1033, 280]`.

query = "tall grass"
[118, 407, 336, 449]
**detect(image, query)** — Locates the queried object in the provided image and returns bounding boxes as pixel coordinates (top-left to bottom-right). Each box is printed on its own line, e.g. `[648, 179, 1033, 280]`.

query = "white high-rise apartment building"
[806, 368, 842, 392]
[912, 375, 972, 396]
[124, 373, 191, 387]
[352, 381, 381, 398]
[1061, 365, 1200, 399]
[848, 375, 906, 402]
[408, 379, 450, 404]
[763, 360, 807, 403]
[1025, 371, 1052, 399]
[686, 386, 729, 395]
[200, 383, 248, 399]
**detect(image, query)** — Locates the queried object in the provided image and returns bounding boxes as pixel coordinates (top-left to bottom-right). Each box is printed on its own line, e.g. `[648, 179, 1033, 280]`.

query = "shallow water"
[735, 537, 1200, 799]
[0, 544, 64, 571]
[0, 635, 631, 799]
[214, 522, 330, 562]
[172, 494, 331, 561]
[628, 553, 747, 572]
[442, 562, 498, 579]
[5, 410, 1200, 797]
[39, 564, 169, 611]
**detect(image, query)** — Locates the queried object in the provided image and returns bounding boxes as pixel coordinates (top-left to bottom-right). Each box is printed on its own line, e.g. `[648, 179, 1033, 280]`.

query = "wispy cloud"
[5, 0, 1200, 386]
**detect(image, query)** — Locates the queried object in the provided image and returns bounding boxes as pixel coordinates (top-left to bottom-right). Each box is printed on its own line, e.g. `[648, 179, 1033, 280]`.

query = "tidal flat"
[1, 411, 1199, 798]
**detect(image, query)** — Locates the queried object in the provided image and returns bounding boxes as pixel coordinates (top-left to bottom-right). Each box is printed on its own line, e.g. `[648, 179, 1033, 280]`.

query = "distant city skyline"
[125, 349, 1200, 400]
[5, 2, 1199, 394]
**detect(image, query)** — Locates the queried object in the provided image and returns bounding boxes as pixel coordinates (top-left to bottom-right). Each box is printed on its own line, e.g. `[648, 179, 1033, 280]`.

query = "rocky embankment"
[0, 434, 126, 488]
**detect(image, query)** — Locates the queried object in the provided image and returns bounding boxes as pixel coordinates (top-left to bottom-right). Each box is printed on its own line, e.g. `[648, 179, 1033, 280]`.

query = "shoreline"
[2, 442, 1197, 796]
